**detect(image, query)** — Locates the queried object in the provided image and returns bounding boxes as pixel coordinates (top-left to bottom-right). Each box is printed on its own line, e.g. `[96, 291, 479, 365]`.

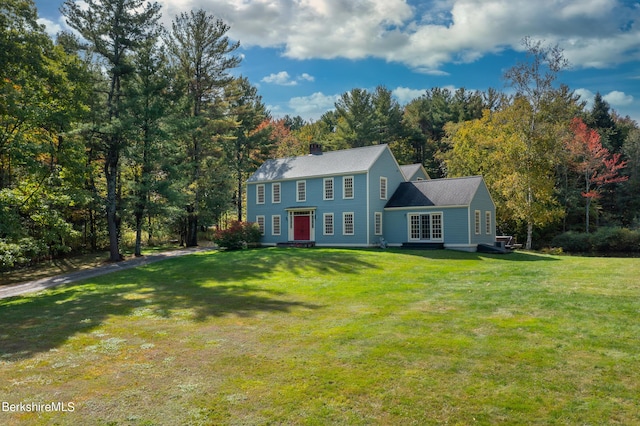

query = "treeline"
[2, 0, 272, 267]
[2, 2, 639, 269]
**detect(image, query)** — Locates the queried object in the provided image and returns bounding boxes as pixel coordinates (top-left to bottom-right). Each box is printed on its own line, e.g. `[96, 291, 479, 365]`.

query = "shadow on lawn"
[391, 248, 560, 262]
[0, 248, 375, 360]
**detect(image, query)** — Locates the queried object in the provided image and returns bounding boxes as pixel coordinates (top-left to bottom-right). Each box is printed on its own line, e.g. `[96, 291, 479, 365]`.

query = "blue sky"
[35, 0, 640, 123]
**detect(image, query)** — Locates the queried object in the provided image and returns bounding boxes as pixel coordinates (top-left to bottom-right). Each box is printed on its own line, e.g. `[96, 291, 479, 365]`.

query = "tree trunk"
[526, 222, 533, 250]
[585, 197, 591, 234]
[134, 210, 143, 257]
[186, 205, 198, 247]
[105, 149, 121, 262]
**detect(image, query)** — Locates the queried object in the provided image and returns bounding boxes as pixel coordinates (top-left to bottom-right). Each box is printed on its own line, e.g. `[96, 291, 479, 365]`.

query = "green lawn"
[1, 248, 639, 425]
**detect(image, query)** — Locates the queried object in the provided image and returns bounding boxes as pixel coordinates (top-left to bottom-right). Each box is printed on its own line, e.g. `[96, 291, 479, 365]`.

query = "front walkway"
[0, 247, 215, 300]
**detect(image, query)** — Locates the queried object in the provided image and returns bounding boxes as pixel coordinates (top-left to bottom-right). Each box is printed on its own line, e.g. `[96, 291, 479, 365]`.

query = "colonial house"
[246, 143, 496, 251]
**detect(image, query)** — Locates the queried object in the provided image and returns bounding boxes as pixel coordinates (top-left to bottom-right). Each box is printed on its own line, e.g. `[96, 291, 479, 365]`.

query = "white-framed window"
[374, 212, 383, 235]
[475, 210, 481, 235]
[324, 178, 334, 200]
[485, 211, 492, 235]
[256, 215, 265, 236]
[272, 182, 281, 204]
[272, 215, 281, 236]
[408, 213, 443, 241]
[380, 177, 387, 200]
[256, 184, 265, 204]
[296, 180, 306, 202]
[343, 212, 354, 235]
[323, 213, 334, 235]
[343, 176, 354, 199]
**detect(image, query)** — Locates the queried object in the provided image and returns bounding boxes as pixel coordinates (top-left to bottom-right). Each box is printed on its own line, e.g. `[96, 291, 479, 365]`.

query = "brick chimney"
[309, 143, 323, 155]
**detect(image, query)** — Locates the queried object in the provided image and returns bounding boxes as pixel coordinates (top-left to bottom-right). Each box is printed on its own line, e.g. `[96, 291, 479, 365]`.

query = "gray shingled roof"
[385, 176, 483, 208]
[399, 164, 427, 181]
[247, 144, 389, 182]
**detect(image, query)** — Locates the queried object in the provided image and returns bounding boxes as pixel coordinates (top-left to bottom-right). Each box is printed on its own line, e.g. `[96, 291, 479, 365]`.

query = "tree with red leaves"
[565, 117, 628, 232]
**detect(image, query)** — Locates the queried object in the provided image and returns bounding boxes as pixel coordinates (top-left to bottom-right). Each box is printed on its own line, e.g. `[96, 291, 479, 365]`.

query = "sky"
[34, 0, 640, 123]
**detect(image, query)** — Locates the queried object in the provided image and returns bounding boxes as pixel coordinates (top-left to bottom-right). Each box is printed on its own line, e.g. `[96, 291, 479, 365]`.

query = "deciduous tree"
[565, 118, 628, 232]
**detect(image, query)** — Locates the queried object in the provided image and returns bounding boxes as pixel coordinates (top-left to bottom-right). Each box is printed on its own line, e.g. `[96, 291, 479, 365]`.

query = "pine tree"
[62, 0, 162, 261]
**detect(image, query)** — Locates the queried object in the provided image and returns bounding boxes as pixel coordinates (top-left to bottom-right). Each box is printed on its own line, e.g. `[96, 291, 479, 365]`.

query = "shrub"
[592, 227, 640, 253]
[551, 231, 592, 253]
[0, 237, 47, 271]
[212, 221, 261, 250]
[551, 228, 640, 253]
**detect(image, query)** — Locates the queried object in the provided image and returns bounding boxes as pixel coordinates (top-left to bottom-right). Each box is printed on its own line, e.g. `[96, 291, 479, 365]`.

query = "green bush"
[0, 237, 47, 271]
[551, 231, 592, 253]
[592, 228, 640, 253]
[212, 221, 262, 250]
[552, 228, 640, 253]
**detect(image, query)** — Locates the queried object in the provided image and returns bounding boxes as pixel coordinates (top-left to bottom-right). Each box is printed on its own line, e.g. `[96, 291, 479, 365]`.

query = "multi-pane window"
[324, 213, 334, 235]
[256, 184, 265, 204]
[296, 180, 306, 202]
[374, 212, 383, 235]
[272, 215, 281, 236]
[256, 216, 265, 235]
[272, 183, 281, 204]
[431, 214, 442, 239]
[343, 212, 354, 235]
[485, 211, 492, 235]
[324, 178, 334, 200]
[409, 213, 442, 241]
[343, 176, 354, 199]
[380, 177, 387, 200]
[475, 210, 481, 235]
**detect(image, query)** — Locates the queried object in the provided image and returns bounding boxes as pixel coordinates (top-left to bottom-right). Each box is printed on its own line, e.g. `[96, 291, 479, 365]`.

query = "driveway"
[0, 247, 215, 300]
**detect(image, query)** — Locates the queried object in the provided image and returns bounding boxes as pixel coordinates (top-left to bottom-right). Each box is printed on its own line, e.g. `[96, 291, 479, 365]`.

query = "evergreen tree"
[166, 9, 240, 246]
[62, 0, 162, 261]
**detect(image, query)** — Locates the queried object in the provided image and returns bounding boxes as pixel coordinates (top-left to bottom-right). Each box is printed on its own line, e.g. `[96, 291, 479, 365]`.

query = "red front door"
[294, 215, 310, 240]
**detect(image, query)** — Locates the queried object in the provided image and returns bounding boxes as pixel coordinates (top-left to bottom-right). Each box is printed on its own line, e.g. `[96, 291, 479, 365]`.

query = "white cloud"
[575, 88, 596, 108]
[603, 90, 634, 106]
[287, 92, 340, 120]
[37, 17, 64, 38]
[172, 0, 640, 72]
[261, 71, 315, 86]
[299, 73, 315, 82]
[262, 71, 297, 86]
[392, 87, 426, 105]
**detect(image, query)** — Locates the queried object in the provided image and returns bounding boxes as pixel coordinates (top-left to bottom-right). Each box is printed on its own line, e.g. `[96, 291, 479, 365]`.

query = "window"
[380, 177, 387, 200]
[343, 176, 354, 199]
[324, 178, 334, 200]
[485, 211, 492, 234]
[343, 212, 354, 235]
[272, 183, 281, 204]
[374, 212, 383, 235]
[323, 213, 334, 235]
[409, 213, 443, 241]
[475, 210, 481, 235]
[256, 216, 265, 236]
[256, 184, 265, 204]
[296, 180, 306, 202]
[272, 215, 281, 236]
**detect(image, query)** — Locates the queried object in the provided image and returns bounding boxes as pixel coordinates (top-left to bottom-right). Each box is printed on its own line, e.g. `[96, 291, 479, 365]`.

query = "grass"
[0, 243, 200, 286]
[1, 248, 639, 425]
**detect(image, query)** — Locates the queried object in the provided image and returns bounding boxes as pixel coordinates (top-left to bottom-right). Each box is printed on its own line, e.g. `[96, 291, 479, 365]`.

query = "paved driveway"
[0, 247, 215, 300]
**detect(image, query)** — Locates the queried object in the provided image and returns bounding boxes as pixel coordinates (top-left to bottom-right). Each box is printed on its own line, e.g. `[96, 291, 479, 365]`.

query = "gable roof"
[247, 144, 389, 183]
[385, 176, 484, 208]
[399, 164, 429, 181]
